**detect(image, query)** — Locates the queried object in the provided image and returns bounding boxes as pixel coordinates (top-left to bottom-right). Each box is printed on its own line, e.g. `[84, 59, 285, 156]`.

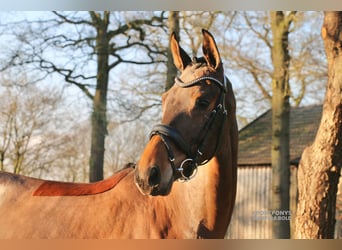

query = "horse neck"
[203, 129, 237, 237]
[170, 121, 237, 238]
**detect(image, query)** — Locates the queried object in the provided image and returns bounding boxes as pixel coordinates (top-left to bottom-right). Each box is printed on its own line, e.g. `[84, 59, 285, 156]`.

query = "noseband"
[150, 73, 228, 182]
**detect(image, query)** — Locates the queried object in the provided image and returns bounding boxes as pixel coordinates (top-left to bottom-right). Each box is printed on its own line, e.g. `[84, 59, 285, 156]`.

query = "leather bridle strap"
[149, 75, 228, 181]
[150, 125, 192, 176]
[150, 124, 191, 157]
[192, 94, 227, 166]
[175, 76, 227, 93]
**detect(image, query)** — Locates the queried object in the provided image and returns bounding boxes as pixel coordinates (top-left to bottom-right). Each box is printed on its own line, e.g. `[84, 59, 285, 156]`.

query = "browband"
[175, 76, 227, 93]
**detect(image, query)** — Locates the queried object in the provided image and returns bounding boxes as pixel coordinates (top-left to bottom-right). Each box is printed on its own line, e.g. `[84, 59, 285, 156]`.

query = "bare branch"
[37, 58, 95, 100]
[243, 12, 272, 49]
[52, 11, 93, 26]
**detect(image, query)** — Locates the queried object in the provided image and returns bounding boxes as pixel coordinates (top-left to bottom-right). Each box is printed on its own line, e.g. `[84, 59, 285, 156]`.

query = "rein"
[150, 74, 228, 182]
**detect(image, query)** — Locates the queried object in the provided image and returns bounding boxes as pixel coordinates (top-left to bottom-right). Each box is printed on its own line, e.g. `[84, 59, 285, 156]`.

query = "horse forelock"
[32, 167, 133, 197]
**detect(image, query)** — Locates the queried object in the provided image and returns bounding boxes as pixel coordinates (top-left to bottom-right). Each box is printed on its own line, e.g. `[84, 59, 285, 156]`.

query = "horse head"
[135, 29, 229, 196]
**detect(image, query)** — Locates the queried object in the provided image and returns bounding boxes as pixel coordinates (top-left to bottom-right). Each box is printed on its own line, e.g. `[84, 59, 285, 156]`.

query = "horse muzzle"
[134, 165, 173, 196]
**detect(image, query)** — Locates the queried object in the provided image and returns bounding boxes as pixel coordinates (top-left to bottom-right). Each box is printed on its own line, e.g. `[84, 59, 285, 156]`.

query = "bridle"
[150, 69, 228, 182]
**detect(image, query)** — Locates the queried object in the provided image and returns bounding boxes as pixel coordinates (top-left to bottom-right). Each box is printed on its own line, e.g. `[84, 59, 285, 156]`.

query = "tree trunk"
[89, 14, 110, 182]
[166, 11, 180, 90]
[270, 11, 293, 239]
[295, 11, 342, 239]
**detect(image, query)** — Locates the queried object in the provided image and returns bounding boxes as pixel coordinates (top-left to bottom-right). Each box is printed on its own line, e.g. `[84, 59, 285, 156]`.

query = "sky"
[0, 11, 328, 128]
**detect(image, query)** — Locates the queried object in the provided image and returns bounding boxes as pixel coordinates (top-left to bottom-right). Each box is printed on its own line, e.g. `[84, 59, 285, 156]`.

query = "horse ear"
[170, 32, 192, 71]
[202, 29, 222, 69]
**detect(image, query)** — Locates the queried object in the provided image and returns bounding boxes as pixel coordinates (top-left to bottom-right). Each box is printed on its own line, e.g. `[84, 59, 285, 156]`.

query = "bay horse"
[0, 29, 237, 239]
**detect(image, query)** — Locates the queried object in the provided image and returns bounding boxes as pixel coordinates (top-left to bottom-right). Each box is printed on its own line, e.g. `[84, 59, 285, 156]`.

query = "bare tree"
[270, 11, 296, 239]
[51, 121, 91, 182]
[180, 11, 221, 56]
[295, 11, 342, 239]
[104, 120, 149, 174]
[0, 77, 64, 177]
[1, 11, 166, 182]
[165, 11, 180, 90]
[222, 11, 326, 126]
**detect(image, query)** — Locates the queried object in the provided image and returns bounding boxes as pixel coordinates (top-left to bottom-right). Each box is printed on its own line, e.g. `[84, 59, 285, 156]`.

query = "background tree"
[222, 11, 326, 126]
[180, 11, 221, 56]
[269, 11, 296, 239]
[0, 73, 65, 177]
[165, 11, 180, 90]
[295, 11, 342, 239]
[220, 11, 327, 238]
[2, 11, 166, 182]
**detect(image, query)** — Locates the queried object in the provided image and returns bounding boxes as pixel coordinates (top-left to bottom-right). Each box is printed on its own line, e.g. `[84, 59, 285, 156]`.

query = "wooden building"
[225, 105, 342, 238]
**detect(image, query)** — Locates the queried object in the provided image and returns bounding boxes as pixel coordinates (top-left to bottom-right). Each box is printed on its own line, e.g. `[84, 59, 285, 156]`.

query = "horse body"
[0, 170, 166, 238]
[0, 170, 140, 238]
[0, 29, 237, 239]
[0, 164, 231, 238]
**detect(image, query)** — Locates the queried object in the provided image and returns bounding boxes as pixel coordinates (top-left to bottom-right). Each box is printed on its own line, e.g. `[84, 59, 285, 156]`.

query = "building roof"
[238, 105, 322, 166]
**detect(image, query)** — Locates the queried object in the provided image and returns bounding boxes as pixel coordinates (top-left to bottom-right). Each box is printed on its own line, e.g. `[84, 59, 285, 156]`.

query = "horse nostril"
[148, 166, 161, 187]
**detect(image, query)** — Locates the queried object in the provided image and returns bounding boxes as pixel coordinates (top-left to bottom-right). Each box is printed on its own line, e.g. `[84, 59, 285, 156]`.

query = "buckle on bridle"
[177, 158, 198, 182]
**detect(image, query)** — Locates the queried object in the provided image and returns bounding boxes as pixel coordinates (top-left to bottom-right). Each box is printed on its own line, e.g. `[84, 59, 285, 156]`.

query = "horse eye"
[195, 99, 210, 109]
